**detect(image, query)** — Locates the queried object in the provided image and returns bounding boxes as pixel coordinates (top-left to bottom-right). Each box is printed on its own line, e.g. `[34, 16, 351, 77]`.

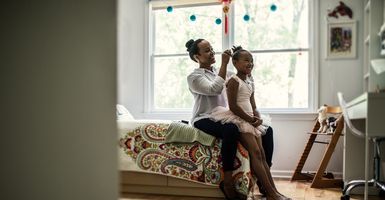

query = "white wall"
[118, 0, 364, 177]
[320, 0, 364, 103]
[1, 1, 118, 199]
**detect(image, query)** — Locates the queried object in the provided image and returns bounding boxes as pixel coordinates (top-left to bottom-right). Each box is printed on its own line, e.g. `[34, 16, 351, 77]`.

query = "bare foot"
[278, 193, 291, 200]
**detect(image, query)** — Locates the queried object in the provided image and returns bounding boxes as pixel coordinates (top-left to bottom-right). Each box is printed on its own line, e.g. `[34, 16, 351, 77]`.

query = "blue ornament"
[166, 6, 173, 12]
[243, 14, 250, 21]
[215, 18, 222, 25]
[190, 15, 196, 21]
[270, 4, 277, 12]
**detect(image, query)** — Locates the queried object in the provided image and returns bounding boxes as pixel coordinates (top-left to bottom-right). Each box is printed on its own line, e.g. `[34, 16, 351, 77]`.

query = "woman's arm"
[218, 49, 232, 79]
[227, 78, 256, 123]
[187, 49, 232, 96]
[187, 74, 225, 96]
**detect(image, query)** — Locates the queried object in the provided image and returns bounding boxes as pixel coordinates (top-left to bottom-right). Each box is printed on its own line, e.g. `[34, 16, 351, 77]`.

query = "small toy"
[328, 1, 353, 19]
[326, 117, 337, 133]
[317, 104, 328, 133]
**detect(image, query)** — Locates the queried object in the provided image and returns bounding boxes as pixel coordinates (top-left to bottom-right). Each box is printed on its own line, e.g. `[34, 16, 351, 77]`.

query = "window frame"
[144, 0, 319, 116]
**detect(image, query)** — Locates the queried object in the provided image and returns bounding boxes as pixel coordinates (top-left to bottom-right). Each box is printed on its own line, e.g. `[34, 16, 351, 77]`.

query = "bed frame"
[120, 171, 224, 198]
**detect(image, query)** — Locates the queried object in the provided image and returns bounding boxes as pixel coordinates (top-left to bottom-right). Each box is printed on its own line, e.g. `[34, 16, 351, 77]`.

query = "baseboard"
[271, 169, 343, 179]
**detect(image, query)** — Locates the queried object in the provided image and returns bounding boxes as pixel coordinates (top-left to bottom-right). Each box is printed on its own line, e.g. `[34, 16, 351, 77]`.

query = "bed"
[118, 118, 256, 198]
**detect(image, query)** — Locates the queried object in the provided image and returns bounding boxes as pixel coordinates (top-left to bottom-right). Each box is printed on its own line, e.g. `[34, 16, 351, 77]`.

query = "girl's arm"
[250, 92, 263, 127]
[250, 92, 261, 118]
[227, 78, 256, 123]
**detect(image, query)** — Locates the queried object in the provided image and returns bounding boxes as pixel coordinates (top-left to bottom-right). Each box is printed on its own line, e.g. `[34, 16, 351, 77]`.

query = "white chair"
[338, 92, 385, 200]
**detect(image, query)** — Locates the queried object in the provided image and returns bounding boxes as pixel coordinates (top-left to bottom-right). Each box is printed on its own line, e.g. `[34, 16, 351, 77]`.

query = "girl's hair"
[185, 39, 204, 62]
[231, 45, 248, 61]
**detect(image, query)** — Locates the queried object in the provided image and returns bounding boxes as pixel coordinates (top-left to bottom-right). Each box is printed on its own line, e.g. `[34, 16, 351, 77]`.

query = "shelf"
[378, 22, 385, 36]
[371, 59, 385, 74]
[365, 1, 370, 13]
[365, 1, 370, 12]
[365, 35, 370, 45]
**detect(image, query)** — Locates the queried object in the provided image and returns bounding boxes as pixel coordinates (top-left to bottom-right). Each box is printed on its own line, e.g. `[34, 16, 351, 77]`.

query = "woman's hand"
[221, 49, 232, 66]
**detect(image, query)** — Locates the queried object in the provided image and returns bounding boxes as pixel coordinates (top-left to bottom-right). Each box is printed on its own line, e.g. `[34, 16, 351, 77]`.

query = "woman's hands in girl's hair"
[221, 49, 232, 67]
[218, 49, 232, 79]
[251, 117, 263, 127]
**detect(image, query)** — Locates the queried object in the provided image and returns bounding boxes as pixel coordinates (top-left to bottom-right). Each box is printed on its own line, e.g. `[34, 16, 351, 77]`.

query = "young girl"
[211, 46, 291, 200]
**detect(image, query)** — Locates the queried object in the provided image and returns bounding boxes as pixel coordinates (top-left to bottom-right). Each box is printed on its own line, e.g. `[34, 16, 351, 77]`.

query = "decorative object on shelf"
[326, 20, 356, 59]
[317, 104, 328, 133]
[326, 117, 338, 133]
[371, 59, 385, 75]
[327, 1, 353, 19]
[378, 23, 385, 56]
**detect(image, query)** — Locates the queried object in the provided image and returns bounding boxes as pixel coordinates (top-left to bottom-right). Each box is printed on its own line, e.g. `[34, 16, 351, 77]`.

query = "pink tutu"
[210, 106, 271, 137]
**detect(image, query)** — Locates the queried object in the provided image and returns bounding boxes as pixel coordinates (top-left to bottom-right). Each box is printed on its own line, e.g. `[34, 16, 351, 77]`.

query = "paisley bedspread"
[119, 121, 255, 196]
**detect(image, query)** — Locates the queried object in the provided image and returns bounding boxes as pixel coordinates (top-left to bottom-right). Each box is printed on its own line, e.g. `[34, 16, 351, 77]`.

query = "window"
[147, 0, 315, 113]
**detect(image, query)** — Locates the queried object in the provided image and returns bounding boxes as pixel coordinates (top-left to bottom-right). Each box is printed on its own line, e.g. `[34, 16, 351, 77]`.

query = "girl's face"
[233, 51, 254, 75]
[196, 40, 215, 66]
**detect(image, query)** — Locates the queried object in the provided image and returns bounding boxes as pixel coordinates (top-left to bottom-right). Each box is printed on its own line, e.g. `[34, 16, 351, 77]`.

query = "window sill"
[138, 111, 317, 121]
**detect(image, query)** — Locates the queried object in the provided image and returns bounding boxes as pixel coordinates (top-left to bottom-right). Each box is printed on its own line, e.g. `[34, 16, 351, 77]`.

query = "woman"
[186, 39, 277, 199]
[186, 39, 240, 199]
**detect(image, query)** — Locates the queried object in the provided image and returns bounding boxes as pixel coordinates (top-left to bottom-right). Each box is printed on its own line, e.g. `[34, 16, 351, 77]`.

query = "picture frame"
[326, 20, 356, 59]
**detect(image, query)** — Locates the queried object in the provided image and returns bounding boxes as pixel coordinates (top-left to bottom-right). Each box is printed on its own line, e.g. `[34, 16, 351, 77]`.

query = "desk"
[344, 92, 385, 199]
[347, 92, 385, 136]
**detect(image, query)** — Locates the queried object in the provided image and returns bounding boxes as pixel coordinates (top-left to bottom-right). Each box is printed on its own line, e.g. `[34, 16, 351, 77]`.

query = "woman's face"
[196, 40, 215, 66]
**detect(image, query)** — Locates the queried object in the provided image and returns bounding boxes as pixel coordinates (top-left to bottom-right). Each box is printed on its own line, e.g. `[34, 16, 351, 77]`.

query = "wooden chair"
[291, 106, 344, 188]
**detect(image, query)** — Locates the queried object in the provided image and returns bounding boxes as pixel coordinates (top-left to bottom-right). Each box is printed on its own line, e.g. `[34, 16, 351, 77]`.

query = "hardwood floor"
[121, 179, 383, 200]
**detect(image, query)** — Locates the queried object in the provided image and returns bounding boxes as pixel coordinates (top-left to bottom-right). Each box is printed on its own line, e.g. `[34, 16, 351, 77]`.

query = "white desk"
[344, 92, 385, 199]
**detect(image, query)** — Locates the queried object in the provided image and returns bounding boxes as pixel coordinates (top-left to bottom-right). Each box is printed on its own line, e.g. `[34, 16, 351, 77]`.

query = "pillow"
[116, 104, 134, 120]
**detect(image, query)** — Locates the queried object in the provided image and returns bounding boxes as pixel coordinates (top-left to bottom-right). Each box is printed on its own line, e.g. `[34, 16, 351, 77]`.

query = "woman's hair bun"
[231, 45, 243, 54]
[185, 39, 195, 52]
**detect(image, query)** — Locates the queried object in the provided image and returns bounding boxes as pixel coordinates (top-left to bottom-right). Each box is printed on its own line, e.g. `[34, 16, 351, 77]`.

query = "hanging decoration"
[163, 1, 284, 29]
[166, 6, 173, 13]
[215, 18, 222, 25]
[220, 0, 232, 34]
[270, 4, 277, 12]
[190, 14, 197, 21]
[243, 14, 250, 22]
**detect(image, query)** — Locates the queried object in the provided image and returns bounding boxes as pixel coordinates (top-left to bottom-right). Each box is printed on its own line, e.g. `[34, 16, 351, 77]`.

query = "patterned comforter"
[119, 120, 255, 196]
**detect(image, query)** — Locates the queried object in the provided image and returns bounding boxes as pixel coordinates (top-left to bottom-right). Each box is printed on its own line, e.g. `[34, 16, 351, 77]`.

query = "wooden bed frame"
[120, 171, 224, 198]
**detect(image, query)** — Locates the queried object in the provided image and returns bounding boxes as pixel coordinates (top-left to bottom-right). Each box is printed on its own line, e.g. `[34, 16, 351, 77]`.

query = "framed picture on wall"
[326, 20, 356, 59]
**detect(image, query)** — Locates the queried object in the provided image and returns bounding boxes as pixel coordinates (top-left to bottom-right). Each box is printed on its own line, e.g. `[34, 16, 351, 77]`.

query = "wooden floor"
[121, 179, 383, 200]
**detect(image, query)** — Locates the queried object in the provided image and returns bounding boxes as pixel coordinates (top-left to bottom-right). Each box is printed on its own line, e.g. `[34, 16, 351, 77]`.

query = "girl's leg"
[255, 136, 290, 199]
[255, 136, 278, 191]
[258, 127, 274, 196]
[239, 133, 289, 200]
